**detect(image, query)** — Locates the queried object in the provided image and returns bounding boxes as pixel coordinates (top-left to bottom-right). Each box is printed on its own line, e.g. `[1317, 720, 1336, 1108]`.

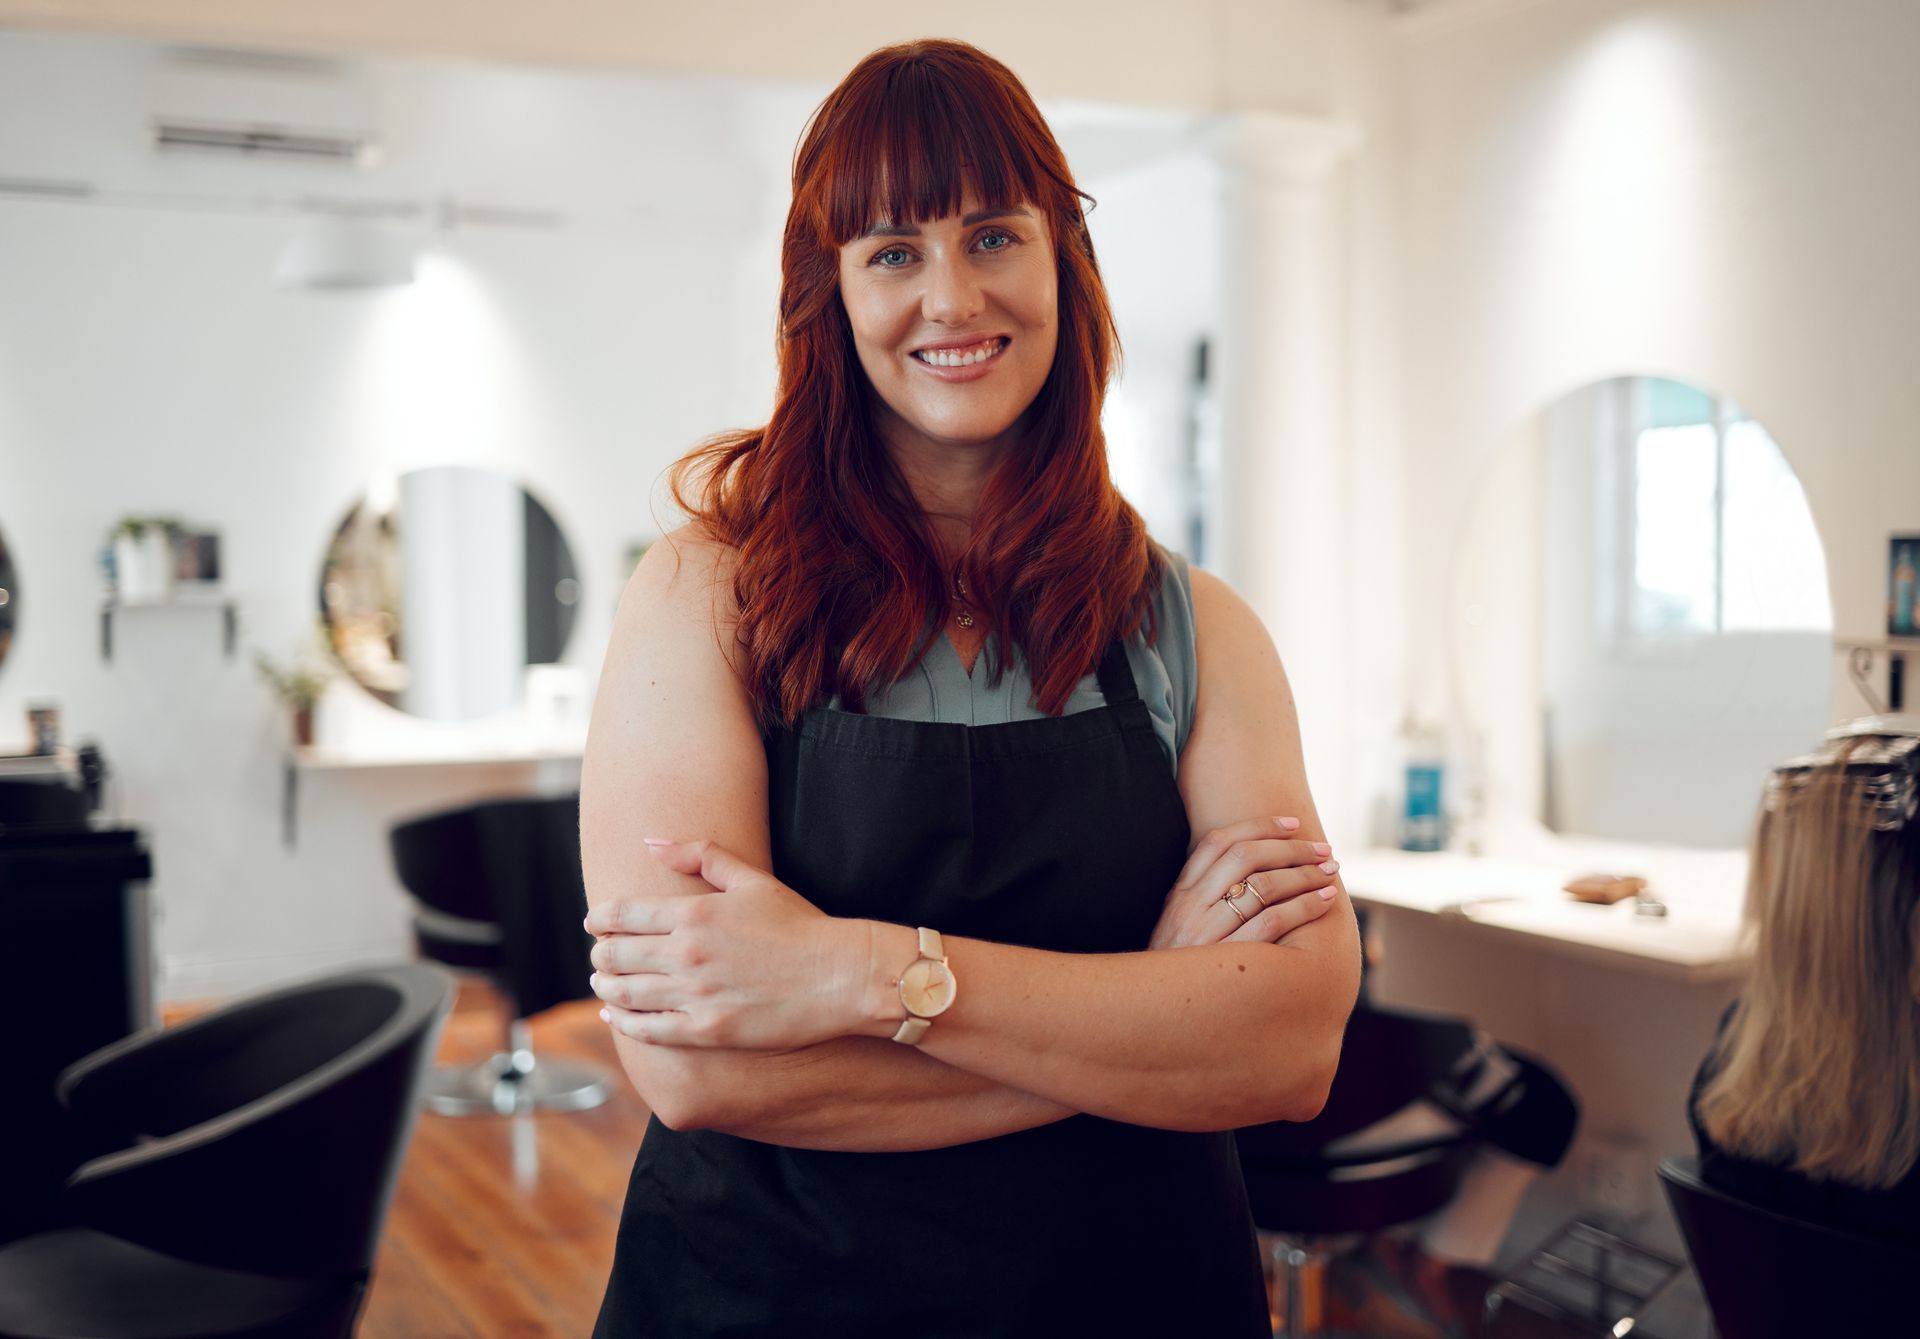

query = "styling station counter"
[278, 731, 586, 849]
[1341, 837, 1749, 1266]
[1344, 843, 1748, 983]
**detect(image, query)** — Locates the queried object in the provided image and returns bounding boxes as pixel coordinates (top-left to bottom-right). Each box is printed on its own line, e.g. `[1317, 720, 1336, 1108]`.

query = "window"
[1616, 377, 1828, 641]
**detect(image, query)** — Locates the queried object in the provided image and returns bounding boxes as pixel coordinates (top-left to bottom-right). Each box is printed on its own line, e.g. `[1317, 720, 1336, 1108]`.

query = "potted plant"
[111, 515, 183, 603]
[254, 628, 339, 748]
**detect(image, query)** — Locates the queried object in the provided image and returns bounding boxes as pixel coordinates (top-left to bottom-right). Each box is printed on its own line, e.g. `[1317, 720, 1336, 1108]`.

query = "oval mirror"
[1452, 374, 1833, 849]
[320, 466, 581, 721]
[0, 527, 14, 676]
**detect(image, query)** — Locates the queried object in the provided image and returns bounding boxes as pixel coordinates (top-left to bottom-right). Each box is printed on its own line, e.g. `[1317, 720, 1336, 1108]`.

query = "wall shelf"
[1835, 637, 1913, 712]
[99, 588, 239, 663]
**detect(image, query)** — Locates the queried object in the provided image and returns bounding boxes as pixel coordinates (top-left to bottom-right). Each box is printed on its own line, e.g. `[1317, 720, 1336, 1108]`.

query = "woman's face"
[837, 193, 1058, 460]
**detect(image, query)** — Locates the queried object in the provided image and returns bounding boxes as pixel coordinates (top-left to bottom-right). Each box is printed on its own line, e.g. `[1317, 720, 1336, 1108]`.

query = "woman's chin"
[900, 411, 1025, 451]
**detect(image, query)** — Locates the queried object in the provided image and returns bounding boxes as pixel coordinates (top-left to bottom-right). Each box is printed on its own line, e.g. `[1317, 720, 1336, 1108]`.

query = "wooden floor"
[358, 986, 650, 1339]
[352, 988, 1498, 1339]
[319, 988, 1700, 1339]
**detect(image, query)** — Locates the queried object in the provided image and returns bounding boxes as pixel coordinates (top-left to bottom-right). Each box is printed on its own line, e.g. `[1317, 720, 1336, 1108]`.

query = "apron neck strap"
[1094, 637, 1140, 706]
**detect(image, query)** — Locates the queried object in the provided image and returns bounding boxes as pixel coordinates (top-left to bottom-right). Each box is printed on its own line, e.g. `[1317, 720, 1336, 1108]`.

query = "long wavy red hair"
[671, 38, 1164, 727]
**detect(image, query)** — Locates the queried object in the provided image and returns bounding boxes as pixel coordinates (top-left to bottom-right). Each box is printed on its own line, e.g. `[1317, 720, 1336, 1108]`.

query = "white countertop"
[291, 726, 588, 771]
[1344, 836, 1750, 982]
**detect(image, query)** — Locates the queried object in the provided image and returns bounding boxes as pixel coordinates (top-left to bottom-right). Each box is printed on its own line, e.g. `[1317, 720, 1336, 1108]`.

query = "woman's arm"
[602, 565, 1364, 1133]
[909, 569, 1363, 1126]
[579, 525, 1073, 1150]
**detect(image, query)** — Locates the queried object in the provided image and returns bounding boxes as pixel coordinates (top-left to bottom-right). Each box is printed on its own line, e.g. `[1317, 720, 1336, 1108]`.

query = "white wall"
[0, 33, 813, 998]
[2, 28, 1384, 1000]
[1398, 0, 1917, 736]
[1382, 0, 1920, 1259]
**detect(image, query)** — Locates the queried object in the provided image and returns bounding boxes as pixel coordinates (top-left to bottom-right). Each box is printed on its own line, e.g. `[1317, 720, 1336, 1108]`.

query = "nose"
[921, 250, 984, 327]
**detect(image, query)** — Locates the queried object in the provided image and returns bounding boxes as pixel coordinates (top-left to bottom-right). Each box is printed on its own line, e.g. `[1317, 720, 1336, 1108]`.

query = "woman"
[1688, 716, 1920, 1244]
[580, 39, 1362, 1336]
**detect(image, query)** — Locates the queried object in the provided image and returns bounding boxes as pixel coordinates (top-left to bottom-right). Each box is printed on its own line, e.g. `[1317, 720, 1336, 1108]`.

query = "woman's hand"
[1147, 815, 1342, 950]
[586, 839, 867, 1049]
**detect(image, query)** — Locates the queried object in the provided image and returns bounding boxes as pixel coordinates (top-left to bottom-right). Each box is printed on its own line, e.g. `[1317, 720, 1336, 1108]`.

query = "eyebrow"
[858, 206, 1032, 239]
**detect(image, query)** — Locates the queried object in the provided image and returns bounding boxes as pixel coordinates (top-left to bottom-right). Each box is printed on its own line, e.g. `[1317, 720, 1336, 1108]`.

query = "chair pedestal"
[1261, 1232, 1325, 1339]
[426, 1017, 611, 1117]
[1262, 1231, 1429, 1339]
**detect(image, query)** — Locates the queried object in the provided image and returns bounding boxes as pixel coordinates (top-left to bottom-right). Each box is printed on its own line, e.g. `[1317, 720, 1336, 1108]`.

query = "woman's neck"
[876, 414, 1018, 564]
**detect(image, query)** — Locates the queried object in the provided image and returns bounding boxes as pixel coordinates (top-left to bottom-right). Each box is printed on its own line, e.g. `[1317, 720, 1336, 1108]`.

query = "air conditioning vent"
[152, 120, 372, 163]
[150, 46, 379, 167]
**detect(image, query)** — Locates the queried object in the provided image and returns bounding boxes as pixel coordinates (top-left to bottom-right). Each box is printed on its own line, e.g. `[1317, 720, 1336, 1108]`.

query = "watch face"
[900, 958, 956, 1018]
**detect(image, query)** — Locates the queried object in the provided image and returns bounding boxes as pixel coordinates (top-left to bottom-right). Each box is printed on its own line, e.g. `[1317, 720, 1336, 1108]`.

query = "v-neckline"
[944, 627, 990, 679]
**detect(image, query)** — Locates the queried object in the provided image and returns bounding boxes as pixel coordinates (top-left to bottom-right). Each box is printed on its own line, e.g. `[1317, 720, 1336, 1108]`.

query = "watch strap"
[890, 925, 951, 1047]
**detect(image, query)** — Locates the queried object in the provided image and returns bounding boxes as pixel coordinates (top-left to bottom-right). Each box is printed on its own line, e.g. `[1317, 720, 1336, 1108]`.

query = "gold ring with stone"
[1219, 887, 1251, 924]
[1213, 883, 1259, 925]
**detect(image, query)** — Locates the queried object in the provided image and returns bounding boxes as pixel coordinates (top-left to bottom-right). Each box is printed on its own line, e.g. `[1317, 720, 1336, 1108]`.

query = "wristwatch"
[891, 927, 957, 1045]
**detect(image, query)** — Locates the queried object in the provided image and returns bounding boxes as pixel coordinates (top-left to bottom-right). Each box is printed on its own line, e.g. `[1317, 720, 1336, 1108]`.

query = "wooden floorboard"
[358, 986, 650, 1339]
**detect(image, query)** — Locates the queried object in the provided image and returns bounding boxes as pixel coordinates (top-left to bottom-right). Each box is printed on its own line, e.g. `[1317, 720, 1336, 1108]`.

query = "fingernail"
[599, 1007, 612, 1023]
[589, 972, 599, 991]
[641, 837, 673, 847]
[1317, 887, 1339, 901]
[1311, 842, 1332, 857]
[1319, 859, 1340, 875]
[1275, 816, 1301, 831]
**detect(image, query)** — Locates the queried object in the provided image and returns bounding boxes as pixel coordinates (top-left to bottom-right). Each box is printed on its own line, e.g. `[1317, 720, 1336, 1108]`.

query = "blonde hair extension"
[1696, 734, 1920, 1189]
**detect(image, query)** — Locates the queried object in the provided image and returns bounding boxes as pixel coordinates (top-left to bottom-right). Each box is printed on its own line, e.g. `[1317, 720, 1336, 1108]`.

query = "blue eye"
[976, 228, 1015, 252]
[872, 246, 912, 268]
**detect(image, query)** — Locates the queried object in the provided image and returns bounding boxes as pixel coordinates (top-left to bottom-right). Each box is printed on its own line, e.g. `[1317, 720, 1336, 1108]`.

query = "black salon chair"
[1237, 1006, 1579, 1338]
[0, 963, 453, 1339]
[1658, 1154, 1919, 1338]
[389, 793, 610, 1115]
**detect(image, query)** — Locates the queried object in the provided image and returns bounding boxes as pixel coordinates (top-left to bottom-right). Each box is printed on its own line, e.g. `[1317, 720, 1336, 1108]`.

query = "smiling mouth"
[912, 337, 1009, 368]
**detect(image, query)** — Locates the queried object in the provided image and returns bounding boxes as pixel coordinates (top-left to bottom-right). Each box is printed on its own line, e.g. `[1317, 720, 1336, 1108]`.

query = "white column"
[1206, 113, 1363, 841]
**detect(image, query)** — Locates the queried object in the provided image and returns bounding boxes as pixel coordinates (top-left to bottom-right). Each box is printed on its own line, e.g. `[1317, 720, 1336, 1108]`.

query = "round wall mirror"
[1451, 374, 1833, 849]
[320, 466, 581, 721]
[0, 526, 15, 676]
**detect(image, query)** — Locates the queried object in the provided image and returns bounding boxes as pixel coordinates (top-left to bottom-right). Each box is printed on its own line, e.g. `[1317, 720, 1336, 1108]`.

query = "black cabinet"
[0, 822, 153, 1244]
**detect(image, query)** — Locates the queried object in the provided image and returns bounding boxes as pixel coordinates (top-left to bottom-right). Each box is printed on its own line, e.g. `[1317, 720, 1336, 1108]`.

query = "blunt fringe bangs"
[809, 53, 1082, 249]
[668, 39, 1162, 729]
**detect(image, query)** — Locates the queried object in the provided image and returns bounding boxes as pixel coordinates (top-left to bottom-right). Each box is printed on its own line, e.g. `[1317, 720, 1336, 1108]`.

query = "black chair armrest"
[62, 975, 449, 1279]
[58, 1017, 234, 1139]
[59, 995, 301, 1138]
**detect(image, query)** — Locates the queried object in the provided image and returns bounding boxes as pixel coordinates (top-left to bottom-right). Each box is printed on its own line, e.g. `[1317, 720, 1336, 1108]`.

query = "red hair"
[670, 38, 1164, 727]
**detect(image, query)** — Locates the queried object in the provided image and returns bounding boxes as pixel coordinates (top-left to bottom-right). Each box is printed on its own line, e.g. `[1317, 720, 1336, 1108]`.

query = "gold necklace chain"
[952, 572, 975, 629]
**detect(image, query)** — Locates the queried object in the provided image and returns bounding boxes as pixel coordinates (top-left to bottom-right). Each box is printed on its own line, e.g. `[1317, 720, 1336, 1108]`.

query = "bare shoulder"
[624, 519, 738, 626]
[1178, 565, 1310, 833]
[1186, 566, 1291, 711]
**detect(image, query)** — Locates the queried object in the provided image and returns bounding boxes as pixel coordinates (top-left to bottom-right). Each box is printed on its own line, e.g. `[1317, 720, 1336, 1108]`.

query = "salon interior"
[1, 1, 1913, 1336]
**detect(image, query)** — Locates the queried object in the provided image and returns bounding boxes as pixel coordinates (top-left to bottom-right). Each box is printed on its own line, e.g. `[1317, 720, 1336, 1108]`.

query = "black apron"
[594, 636, 1270, 1338]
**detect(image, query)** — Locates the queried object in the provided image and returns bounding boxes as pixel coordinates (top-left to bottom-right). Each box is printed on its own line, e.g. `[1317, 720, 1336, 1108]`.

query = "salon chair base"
[428, 1052, 612, 1116]
[427, 1017, 611, 1116]
[1260, 1231, 1453, 1339]
[0, 1228, 363, 1339]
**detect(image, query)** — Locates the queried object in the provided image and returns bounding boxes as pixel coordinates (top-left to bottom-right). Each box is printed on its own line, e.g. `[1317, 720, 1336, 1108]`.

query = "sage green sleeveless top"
[836, 544, 1198, 774]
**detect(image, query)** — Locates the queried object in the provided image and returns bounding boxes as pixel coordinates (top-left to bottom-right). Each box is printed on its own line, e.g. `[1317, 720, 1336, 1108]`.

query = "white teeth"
[915, 338, 1004, 368]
